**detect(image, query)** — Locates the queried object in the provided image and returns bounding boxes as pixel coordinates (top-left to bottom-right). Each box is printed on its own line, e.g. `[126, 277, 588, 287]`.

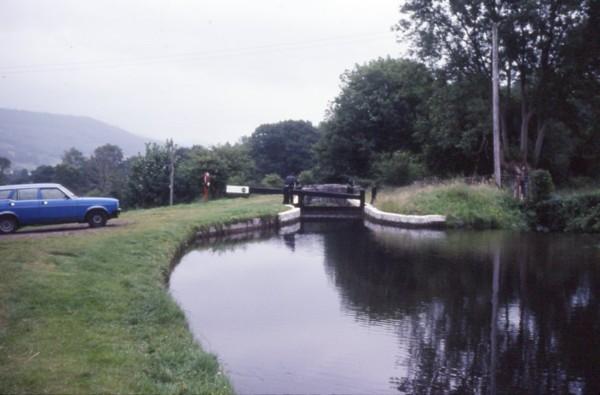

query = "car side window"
[17, 188, 39, 200]
[40, 188, 68, 200]
[0, 190, 13, 199]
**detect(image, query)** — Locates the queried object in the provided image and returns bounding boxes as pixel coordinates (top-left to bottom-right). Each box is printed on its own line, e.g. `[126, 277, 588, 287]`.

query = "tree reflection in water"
[318, 222, 600, 394]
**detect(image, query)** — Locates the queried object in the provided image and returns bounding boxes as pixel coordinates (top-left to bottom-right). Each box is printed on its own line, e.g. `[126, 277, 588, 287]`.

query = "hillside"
[0, 108, 151, 169]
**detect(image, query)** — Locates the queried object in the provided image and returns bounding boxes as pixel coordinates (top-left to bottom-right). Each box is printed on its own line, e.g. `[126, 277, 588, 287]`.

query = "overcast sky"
[0, 0, 405, 146]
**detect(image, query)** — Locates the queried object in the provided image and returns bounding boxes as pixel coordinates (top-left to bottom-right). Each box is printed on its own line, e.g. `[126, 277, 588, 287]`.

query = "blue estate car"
[0, 183, 120, 234]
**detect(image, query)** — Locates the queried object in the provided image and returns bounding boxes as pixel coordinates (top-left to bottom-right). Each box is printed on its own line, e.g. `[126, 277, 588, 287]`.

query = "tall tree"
[0, 157, 10, 184]
[55, 148, 88, 194]
[397, 0, 591, 167]
[248, 120, 319, 178]
[315, 58, 433, 179]
[89, 144, 125, 195]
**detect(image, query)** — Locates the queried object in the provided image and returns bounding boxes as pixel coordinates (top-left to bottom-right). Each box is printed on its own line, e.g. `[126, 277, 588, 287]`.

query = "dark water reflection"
[169, 221, 600, 394]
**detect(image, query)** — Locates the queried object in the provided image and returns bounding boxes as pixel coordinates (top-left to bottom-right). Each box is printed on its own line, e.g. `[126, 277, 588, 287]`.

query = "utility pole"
[167, 139, 176, 206]
[492, 21, 502, 188]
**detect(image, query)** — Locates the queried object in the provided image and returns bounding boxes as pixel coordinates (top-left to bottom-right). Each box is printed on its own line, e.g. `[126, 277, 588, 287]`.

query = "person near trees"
[202, 172, 211, 201]
[283, 174, 297, 204]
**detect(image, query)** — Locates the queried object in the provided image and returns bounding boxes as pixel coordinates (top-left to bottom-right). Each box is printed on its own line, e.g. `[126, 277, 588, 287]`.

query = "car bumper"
[110, 208, 121, 219]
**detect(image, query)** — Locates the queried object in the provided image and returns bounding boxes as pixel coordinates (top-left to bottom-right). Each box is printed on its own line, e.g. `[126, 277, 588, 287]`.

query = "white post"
[492, 22, 502, 188]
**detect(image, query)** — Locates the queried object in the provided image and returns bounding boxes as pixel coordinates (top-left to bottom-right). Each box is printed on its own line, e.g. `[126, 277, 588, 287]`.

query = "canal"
[169, 221, 600, 394]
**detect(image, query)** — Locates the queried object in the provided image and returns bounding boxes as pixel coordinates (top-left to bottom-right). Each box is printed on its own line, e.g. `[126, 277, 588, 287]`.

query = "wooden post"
[359, 189, 365, 208]
[167, 139, 175, 206]
[492, 22, 502, 188]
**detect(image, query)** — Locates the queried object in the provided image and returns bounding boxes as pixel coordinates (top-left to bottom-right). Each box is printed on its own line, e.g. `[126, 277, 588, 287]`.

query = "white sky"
[0, 0, 405, 146]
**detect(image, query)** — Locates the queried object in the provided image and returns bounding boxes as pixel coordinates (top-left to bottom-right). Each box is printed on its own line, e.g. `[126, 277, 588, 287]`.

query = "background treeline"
[1, 0, 598, 207]
[0, 120, 321, 208]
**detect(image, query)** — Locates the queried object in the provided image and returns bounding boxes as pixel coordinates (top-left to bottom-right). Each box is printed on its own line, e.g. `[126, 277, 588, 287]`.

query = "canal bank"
[0, 197, 285, 395]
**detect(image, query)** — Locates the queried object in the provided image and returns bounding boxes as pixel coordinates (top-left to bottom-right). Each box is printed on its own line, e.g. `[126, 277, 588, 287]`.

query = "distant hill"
[0, 108, 151, 169]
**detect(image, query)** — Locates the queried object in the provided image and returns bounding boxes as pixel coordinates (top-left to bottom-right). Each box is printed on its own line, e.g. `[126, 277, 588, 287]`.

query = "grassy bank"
[0, 196, 284, 395]
[375, 181, 526, 229]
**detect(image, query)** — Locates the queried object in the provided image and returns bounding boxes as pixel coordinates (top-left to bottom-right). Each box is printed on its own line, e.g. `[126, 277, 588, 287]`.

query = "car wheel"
[0, 216, 17, 234]
[87, 211, 108, 228]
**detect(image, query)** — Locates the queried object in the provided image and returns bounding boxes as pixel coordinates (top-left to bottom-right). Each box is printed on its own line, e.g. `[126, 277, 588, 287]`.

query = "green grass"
[375, 181, 526, 229]
[0, 196, 285, 395]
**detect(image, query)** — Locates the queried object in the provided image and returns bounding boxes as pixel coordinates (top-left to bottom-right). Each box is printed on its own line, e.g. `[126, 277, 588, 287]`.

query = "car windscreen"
[60, 186, 77, 198]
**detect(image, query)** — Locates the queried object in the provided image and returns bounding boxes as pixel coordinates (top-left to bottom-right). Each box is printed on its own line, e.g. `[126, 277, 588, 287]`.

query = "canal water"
[169, 221, 600, 394]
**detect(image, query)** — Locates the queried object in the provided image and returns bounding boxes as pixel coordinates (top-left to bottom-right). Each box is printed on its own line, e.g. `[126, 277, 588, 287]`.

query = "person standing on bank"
[202, 171, 211, 201]
[284, 174, 297, 204]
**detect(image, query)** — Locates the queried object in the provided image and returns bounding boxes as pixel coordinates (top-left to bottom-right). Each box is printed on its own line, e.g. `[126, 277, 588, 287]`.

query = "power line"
[0, 32, 394, 75]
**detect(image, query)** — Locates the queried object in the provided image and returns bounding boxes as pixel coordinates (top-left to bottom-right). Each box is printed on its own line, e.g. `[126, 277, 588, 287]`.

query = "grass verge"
[375, 181, 526, 229]
[0, 196, 284, 395]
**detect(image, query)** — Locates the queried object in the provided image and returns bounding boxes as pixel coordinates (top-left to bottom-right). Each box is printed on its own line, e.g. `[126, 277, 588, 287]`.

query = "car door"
[13, 188, 40, 225]
[39, 187, 77, 224]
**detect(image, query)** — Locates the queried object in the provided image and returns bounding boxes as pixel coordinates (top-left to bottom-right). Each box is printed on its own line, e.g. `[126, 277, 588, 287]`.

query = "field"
[0, 196, 284, 395]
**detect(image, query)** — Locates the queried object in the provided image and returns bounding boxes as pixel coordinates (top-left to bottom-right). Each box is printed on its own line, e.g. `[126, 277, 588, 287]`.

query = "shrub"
[298, 170, 316, 185]
[530, 191, 600, 232]
[261, 173, 284, 188]
[529, 198, 566, 231]
[372, 151, 426, 186]
[528, 169, 554, 203]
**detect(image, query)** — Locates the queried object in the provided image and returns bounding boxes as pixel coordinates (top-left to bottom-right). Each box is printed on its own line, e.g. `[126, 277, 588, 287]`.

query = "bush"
[530, 191, 600, 232]
[372, 151, 426, 186]
[261, 173, 284, 188]
[528, 169, 554, 203]
[529, 198, 566, 231]
[298, 170, 316, 185]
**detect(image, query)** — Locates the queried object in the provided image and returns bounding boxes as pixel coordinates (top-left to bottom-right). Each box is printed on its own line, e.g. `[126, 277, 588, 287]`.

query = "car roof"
[0, 183, 63, 190]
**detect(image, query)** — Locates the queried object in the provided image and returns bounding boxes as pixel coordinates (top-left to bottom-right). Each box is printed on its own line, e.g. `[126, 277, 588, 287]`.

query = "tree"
[89, 144, 125, 196]
[126, 143, 170, 207]
[248, 120, 319, 178]
[0, 157, 10, 183]
[30, 165, 56, 183]
[54, 148, 88, 194]
[315, 58, 433, 180]
[397, 0, 592, 168]
[419, 75, 493, 176]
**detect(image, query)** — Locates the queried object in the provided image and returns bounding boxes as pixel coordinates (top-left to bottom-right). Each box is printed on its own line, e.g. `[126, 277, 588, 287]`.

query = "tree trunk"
[492, 23, 501, 187]
[500, 108, 509, 160]
[502, 62, 511, 159]
[533, 120, 548, 167]
[519, 77, 533, 162]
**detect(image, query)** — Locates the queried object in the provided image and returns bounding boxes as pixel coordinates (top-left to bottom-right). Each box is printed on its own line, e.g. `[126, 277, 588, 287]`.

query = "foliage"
[89, 144, 126, 198]
[419, 75, 492, 175]
[396, 0, 600, 173]
[30, 165, 56, 183]
[528, 191, 600, 232]
[261, 173, 284, 188]
[0, 156, 10, 184]
[54, 148, 89, 194]
[376, 181, 526, 229]
[371, 151, 426, 186]
[7, 140, 257, 208]
[315, 58, 433, 180]
[248, 120, 319, 178]
[297, 170, 316, 185]
[0, 196, 284, 394]
[528, 169, 555, 203]
[126, 143, 171, 208]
